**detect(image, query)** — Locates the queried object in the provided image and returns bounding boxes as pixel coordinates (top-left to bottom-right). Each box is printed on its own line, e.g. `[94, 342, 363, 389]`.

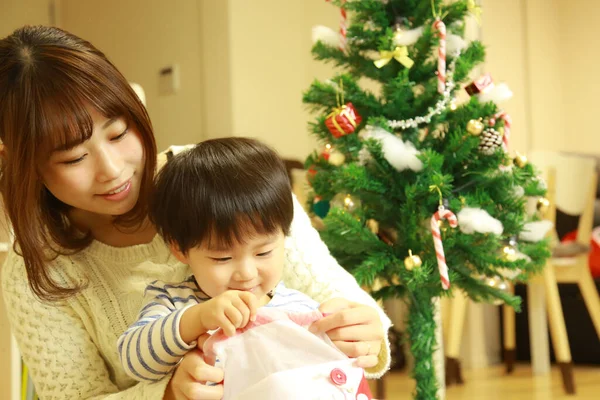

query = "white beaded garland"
[387, 51, 461, 130]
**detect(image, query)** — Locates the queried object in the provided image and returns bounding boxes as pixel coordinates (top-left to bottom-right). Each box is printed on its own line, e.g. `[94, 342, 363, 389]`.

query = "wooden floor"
[375, 364, 600, 399]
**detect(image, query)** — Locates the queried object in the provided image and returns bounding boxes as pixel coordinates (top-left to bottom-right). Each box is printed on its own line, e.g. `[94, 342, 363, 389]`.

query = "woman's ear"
[169, 242, 189, 264]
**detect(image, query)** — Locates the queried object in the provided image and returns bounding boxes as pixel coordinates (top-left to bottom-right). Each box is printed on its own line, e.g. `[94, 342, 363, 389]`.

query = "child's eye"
[211, 257, 231, 263]
[257, 250, 273, 257]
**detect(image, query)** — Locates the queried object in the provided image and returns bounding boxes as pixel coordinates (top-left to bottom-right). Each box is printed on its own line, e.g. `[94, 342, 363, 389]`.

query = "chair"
[502, 151, 600, 395]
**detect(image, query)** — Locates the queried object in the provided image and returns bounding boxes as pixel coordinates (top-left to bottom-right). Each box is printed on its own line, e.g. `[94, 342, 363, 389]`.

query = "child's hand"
[199, 290, 259, 336]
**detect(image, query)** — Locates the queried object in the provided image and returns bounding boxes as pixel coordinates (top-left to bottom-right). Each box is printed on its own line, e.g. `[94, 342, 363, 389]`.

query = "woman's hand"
[164, 340, 223, 400]
[309, 298, 385, 369]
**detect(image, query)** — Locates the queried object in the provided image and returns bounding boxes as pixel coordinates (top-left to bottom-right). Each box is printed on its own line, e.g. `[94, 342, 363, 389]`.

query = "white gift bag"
[204, 309, 372, 400]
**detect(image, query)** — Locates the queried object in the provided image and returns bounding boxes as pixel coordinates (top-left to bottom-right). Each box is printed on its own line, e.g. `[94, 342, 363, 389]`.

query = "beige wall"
[201, 0, 340, 160]
[0, 0, 51, 37]
[59, 0, 205, 152]
[558, 0, 600, 155]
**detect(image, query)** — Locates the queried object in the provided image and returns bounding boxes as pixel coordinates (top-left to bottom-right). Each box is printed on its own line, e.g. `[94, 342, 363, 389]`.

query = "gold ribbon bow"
[467, 0, 483, 24]
[374, 46, 414, 69]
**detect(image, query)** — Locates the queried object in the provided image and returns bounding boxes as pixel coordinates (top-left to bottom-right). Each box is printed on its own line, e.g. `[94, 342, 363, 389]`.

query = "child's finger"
[230, 296, 250, 328]
[239, 291, 259, 321]
[217, 314, 237, 337]
[224, 306, 244, 331]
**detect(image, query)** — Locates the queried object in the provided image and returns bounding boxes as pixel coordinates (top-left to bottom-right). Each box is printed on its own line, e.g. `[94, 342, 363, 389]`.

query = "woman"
[0, 26, 390, 399]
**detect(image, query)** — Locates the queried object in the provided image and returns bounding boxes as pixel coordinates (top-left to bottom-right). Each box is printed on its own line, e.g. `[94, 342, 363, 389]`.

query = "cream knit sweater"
[1, 196, 391, 399]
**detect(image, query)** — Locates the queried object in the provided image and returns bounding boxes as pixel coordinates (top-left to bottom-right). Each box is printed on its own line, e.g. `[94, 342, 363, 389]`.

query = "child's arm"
[117, 281, 199, 382]
[118, 284, 258, 382]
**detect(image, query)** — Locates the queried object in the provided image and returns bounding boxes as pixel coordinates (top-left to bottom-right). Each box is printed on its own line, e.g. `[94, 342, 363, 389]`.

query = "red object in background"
[562, 228, 600, 278]
[465, 73, 494, 96]
[325, 103, 362, 138]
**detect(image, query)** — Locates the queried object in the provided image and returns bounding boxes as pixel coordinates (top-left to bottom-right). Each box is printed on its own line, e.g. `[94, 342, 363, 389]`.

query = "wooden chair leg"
[445, 291, 467, 386]
[375, 377, 385, 399]
[578, 266, 600, 341]
[544, 266, 575, 395]
[527, 279, 550, 375]
[502, 283, 516, 374]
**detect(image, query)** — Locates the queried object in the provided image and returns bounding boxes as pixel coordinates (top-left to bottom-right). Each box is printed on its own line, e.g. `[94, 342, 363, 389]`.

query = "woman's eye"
[111, 128, 129, 142]
[257, 250, 273, 257]
[63, 155, 86, 165]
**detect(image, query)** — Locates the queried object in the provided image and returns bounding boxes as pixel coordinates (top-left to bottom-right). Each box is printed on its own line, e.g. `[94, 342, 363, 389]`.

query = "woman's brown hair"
[0, 26, 157, 301]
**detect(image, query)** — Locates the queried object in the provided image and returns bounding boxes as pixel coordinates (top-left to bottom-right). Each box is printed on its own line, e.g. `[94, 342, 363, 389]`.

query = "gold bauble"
[537, 197, 550, 215]
[366, 219, 379, 234]
[328, 151, 346, 166]
[331, 193, 361, 213]
[513, 152, 528, 168]
[466, 119, 484, 136]
[502, 245, 518, 262]
[484, 276, 510, 306]
[404, 250, 423, 271]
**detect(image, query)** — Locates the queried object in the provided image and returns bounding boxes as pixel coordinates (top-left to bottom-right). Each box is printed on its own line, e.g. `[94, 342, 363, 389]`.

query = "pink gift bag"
[204, 308, 372, 400]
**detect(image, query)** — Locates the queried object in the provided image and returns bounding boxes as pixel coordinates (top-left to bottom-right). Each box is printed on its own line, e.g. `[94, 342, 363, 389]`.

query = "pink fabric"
[203, 308, 372, 400]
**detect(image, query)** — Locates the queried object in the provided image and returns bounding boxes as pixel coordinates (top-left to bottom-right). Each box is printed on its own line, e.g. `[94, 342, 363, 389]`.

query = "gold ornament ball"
[502, 245, 518, 262]
[366, 219, 379, 234]
[328, 151, 346, 166]
[537, 197, 550, 215]
[485, 276, 510, 305]
[466, 119, 484, 136]
[404, 251, 423, 271]
[331, 193, 361, 213]
[513, 152, 528, 168]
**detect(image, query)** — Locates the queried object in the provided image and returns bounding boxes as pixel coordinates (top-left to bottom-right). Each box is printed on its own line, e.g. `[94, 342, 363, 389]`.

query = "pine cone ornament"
[478, 128, 502, 155]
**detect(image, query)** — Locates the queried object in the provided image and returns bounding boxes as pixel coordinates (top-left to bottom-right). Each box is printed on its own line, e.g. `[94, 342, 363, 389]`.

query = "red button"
[330, 368, 347, 385]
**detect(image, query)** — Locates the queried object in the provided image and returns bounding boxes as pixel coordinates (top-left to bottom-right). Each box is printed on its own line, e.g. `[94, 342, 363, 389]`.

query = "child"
[117, 137, 322, 382]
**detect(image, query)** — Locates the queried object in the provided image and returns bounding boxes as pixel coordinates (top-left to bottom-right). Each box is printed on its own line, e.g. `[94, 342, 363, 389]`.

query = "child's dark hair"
[150, 137, 294, 253]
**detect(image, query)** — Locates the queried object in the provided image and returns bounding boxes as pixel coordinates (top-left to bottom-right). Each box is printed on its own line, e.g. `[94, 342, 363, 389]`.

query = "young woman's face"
[41, 107, 145, 218]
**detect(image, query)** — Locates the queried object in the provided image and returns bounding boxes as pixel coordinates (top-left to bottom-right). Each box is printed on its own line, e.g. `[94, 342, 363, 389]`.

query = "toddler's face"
[176, 228, 286, 301]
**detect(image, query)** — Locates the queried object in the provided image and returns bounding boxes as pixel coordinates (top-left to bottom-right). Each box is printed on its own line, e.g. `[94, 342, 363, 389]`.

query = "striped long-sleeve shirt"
[117, 278, 319, 382]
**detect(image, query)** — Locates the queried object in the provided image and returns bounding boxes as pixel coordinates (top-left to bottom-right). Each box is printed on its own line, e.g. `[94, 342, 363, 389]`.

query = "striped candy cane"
[431, 206, 458, 290]
[496, 111, 512, 149]
[326, 0, 348, 51]
[488, 111, 512, 150]
[433, 18, 446, 94]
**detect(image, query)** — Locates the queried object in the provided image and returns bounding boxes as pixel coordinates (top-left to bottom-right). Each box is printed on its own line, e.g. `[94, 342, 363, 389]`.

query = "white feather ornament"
[446, 34, 468, 53]
[312, 25, 341, 48]
[519, 220, 554, 242]
[457, 207, 504, 235]
[393, 26, 424, 46]
[359, 126, 422, 172]
[478, 83, 513, 104]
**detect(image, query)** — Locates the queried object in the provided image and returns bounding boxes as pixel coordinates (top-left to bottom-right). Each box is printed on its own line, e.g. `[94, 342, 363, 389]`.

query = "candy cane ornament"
[487, 111, 512, 150]
[431, 206, 458, 290]
[326, 0, 348, 52]
[433, 18, 446, 94]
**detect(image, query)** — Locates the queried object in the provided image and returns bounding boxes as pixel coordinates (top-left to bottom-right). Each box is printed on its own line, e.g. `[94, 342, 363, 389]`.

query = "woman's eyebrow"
[102, 117, 118, 130]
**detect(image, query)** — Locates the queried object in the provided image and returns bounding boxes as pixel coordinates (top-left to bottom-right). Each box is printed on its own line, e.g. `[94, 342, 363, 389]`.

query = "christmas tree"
[304, 1, 551, 398]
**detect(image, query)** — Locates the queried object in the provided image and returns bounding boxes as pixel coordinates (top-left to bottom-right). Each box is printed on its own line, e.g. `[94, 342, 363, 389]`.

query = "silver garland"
[387, 51, 461, 130]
